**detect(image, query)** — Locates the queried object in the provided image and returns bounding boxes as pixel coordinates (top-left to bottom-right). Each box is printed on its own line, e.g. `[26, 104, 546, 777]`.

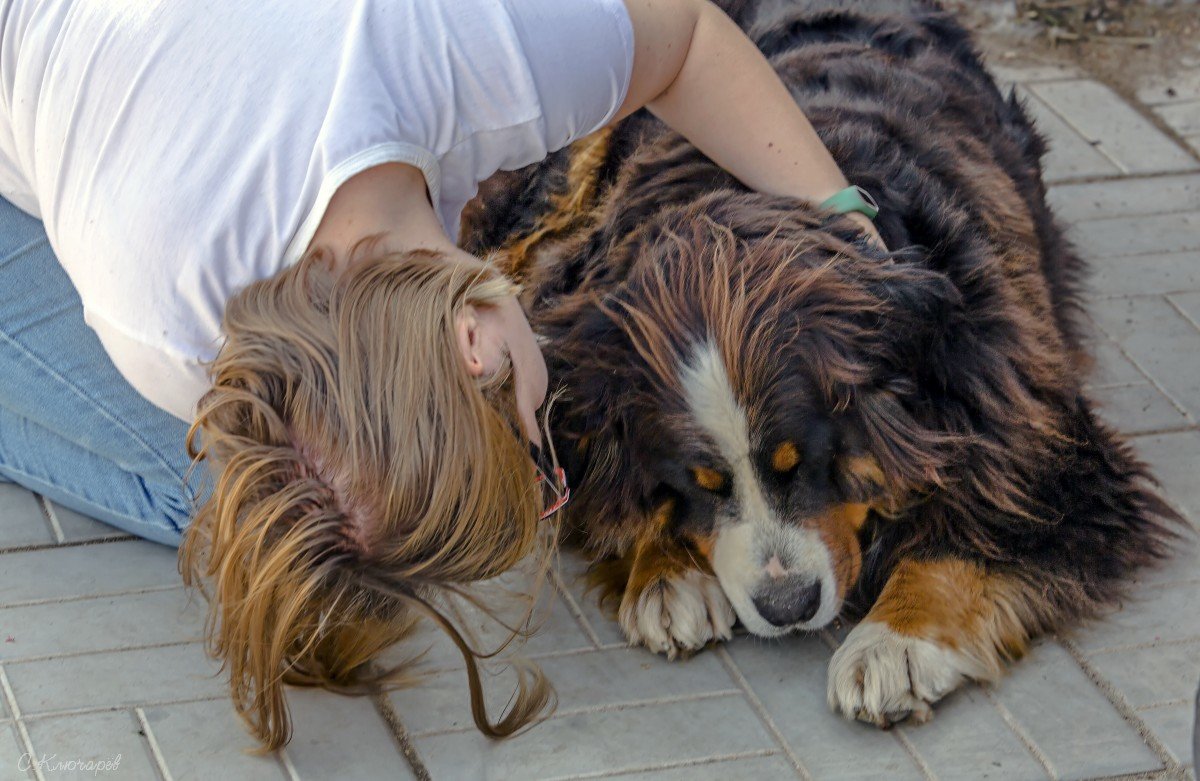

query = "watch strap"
[818, 185, 880, 220]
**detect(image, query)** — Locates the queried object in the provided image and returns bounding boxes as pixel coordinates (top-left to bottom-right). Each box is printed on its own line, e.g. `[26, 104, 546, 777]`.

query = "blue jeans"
[0, 196, 203, 547]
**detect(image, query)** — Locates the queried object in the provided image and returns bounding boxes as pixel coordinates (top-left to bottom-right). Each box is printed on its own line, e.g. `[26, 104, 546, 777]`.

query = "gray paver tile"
[1018, 88, 1120, 183]
[391, 646, 737, 737]
[1088, 296, 1200, 420]
[1137, 703, 1196, 768]
[899, 686, 1047, 780]
[0, 589, 203, 662]
[1085, 335, 1147, 387]
[44, 502, 128, 544]
[726, 636, 924, 780]
[1138, 70, 1200, 106]
[988, 62, 1081, 91]
[1090, 641, 1200, 709]
[1068, 212, 1200, 259]
[413, 693, 775, 780]
[1073, 580, 1200, 653]
[141, 699, 285, 781]
[597, 754, 797, 780]
[5, 643, 224, 715]
[1029, 81, 1200, 174]
[23, 710, 157, 780]
[1158, 101, 1200, 138]
[0, 486, 50, 549]
[1132, 431, 1200, 523]
[1, 725, 31, 781]
[284, 688, 415, 781]
[991, 641, 1162, 779]
[1172, 291, 1200, 330]
[557, 550, 627, 646]
[1086, 252, 1200, 299]
[0, 541, 179, 607]
[1047, 174, 1200, 222]
[1091, 381, 1191, 434]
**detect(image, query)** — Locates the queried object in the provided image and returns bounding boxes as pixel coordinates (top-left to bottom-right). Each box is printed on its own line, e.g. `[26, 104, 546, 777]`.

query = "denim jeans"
[0, 196, 204, 547]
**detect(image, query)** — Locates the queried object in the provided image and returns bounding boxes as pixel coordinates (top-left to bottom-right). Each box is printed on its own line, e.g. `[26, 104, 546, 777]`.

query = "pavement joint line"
[982, 687, 1060, 779]
[36, 495, 64, 545]
[134, 706, 175, 781]
[1165, 295, 1200, 337]
[371, 690, 431, 781]
[1057, 637, 1180, 775]
[16, 694, 227, 723]
[0, 664, 44, 781]
[713, 645, 815, 781]
[406, 688, 744, 740]
[1088, 293, 1200, 304]
[891, 728, 939, 781]
[0, 534, 141, 556]
[550, 565, 604, 648]
[0, 584, 185, 611]
[1082, 312, 1195, 423]
[1025, 83, 1132, 175]
[1048, 169, 1200, 187]
[1077, 245, 1200, 262]
[407, 641, 630, 679]
[539, 748, 784, 781]
[1136, 699, 1193, 712]
[0, 637, 205, 666]
[1083, 632, 1200, 657]
[277, 747, 301, 781]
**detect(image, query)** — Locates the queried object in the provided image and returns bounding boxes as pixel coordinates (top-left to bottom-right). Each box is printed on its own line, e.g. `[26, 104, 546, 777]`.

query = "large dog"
[460, 0, 1180, 727]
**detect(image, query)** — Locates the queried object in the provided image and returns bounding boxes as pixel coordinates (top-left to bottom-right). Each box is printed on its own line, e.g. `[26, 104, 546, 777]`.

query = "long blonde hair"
[180, 246, 555, 750]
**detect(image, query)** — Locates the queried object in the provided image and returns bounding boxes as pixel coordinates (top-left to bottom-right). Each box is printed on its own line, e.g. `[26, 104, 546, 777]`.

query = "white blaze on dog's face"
[679, 340, 868, 637]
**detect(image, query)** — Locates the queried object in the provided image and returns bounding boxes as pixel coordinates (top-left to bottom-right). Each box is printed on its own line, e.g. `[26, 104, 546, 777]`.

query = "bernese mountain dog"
[459, 0, 1181, 728]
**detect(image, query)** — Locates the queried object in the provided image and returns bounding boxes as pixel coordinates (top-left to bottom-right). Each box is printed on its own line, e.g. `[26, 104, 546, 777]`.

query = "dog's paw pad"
[619, 569, 735, 659]
[827, 620, 982, 727]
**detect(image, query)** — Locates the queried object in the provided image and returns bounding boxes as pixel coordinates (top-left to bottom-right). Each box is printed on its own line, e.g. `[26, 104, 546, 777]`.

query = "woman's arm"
[615, 0, 883, 246]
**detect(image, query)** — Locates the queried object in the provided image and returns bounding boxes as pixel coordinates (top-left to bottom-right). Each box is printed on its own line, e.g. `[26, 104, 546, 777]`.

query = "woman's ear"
[455, 305, 487, 377]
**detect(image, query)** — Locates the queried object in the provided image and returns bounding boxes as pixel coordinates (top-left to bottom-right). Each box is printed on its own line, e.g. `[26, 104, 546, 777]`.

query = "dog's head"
[544, 193, 962, 636]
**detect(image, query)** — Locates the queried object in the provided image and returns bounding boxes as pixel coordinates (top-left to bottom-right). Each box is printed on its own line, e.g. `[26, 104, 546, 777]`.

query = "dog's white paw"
[619, 569, 735, 659]
[827, 621, 985, 727]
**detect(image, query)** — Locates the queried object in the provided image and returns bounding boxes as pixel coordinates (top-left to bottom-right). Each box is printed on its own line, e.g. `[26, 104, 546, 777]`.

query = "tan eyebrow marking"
[772, 441, 800, 473]
[692, 466, 726, 493]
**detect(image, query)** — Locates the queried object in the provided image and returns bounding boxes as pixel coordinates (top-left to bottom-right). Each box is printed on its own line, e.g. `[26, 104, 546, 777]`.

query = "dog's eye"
[771, 441, 801, 474]
[690, 466, 729, 496]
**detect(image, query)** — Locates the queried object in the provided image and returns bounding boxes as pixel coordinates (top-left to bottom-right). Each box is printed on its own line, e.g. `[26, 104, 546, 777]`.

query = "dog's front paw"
[619, 569, 735, 659]
[827, 621, 984, 727]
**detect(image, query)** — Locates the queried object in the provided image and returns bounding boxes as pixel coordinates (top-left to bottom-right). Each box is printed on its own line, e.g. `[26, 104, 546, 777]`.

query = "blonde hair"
[180, 246, 555, 750]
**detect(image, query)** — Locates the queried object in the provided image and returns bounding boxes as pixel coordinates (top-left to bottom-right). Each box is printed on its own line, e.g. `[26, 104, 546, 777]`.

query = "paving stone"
[391, 646, 738, 737]
[0, 486, 50, 550]
[23, 710, 158, 780]
[557, 550, 628, 647]
[1089, 641, 1200, 709]
[1091, 382, 1192, 434]
[44, 502, 128, 544]
[1136, 703, 1195, 768]
[1137, 70, 1200, 106]
[1172, 291, 1200, 330]
[0, 589, 203, 662]
[4, 643, 224, 715]
[0, 541, 180, 607]
[413, 693, 775, 780]
[1047, 174, 1200, 222]
[597, 754, 798, 780]
[1017, 87, 1120, 183]
[1085, 252, 1200, 299]
[1073, 580, 1200, 653]
[1029, 81, 1200, 175]
[284, 688, 415, 781]
[899, 686, 1047, 780]
[1157, 101, 1200, 138]
[1085, 335, 1147, 387]
[1068, 212, 1200, 259]
[988, 62, 1081, 91]
[1088, 297, 1200, 420]
[141, 699, 285, 781]
[726, 635, 925, 780]
[1, 725, 31, 781]
[991, 641, 1162, 779]
[1132, 431, 1200, 524]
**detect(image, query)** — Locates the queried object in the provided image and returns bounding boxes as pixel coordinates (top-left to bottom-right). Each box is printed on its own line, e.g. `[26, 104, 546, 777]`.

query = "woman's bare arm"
[615, 0, 883, 246]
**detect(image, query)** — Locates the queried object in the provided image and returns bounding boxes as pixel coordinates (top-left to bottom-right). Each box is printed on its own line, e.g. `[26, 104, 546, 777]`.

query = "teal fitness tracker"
[818, 185, 880, 220]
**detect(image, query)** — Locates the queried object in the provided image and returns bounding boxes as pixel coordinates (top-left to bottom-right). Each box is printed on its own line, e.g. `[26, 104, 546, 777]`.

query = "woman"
[0, 0, 883, 749]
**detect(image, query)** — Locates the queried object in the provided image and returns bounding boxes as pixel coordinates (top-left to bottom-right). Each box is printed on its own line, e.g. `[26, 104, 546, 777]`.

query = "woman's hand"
[844, 212, 888, 253]
[613, 0, 875, 230]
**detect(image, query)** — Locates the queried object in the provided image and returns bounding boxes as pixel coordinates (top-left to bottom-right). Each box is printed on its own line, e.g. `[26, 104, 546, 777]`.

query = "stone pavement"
[3, 63, 1200, 781]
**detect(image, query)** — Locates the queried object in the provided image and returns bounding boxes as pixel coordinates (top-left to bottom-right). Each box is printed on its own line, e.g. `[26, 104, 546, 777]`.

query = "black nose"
[751, 577, 822, 627]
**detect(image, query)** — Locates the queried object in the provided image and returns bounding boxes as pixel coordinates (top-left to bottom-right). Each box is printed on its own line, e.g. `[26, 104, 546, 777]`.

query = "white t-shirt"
[0, 0, 634, 421]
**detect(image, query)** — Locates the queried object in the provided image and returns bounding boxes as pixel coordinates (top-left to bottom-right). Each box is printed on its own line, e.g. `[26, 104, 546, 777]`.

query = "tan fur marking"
[692, 466, 727, 493]
[772, 441, 800, 473]
[815, 503, 867, 599]
[844, 455, 885, 488]
[867, 559, 1043, 677]
[502, 129, 614, 279]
